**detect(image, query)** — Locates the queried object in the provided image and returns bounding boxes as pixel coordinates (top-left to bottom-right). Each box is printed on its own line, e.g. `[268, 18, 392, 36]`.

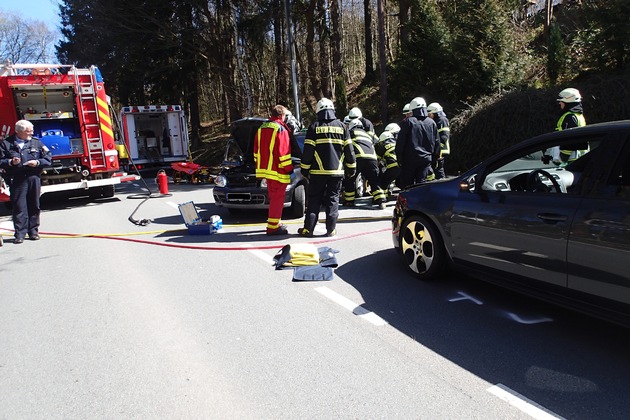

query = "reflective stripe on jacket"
[350, 128, 377, 160]
[301, 119, 355, 176]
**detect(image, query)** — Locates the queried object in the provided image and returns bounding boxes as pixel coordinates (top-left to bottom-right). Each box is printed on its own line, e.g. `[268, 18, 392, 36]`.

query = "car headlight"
[260, 178, 267, 188]
[215, 175, 227, 188]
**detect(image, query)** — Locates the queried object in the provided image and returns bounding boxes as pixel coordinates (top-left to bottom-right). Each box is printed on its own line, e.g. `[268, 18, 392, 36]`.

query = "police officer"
[299, 98, 355, 237]
[395, 97, 439, 188]
[343, 119, 386, 209]
[0, 120, 52, 243]
[427, 102, 450, 179]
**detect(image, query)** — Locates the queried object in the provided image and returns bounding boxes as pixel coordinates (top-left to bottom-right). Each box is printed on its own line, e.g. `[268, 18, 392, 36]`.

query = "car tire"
[400, 214, 446, 280]
[289, 184, 306, 218]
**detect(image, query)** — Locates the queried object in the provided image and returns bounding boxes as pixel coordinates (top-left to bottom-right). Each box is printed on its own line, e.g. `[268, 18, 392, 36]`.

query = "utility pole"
[377, 0, 388, 124]
[284, 0, 301, 123]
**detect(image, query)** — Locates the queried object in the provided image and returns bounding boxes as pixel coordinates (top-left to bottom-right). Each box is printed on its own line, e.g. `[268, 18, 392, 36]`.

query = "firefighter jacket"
[350, 127, 378, 161]
[556, 104, 586, 131]
[359, 117, 378, 143]
[434, 111, 451, 155]
[301, 118, 355, 176]
[375, 136, 398, 171]
[395, 111, 439, 167]
[555, 103, 587, 163]
[0, 135, 52, 177]
[253, 117, 293, 184]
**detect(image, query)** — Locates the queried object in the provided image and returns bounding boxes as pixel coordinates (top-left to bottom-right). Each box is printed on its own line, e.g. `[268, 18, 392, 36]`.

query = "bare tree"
[0, 11, 58, 64]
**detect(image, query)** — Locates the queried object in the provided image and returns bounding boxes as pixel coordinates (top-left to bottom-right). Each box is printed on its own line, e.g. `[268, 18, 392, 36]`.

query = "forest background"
[1, 0, 629, 173]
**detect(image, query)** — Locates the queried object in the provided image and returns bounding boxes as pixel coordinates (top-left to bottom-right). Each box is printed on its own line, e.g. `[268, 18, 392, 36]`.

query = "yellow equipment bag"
[273, 243, 320, 268]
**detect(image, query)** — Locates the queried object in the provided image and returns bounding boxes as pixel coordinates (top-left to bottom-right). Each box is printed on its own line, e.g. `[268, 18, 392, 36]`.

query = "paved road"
[1, 179, 628, 419]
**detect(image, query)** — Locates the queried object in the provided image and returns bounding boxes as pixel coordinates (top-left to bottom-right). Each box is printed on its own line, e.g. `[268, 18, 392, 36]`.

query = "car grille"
[226, 193, 266, 204]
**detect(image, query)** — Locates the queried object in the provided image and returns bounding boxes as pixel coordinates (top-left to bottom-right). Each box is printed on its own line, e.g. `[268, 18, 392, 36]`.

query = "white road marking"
[167, 201, 179, 209]
[506, 313, 553, 325]
[488, 383, 565, 420]
[246, 249, 386, 326]
[316, 286, 388, 326]
[449, 291, 483, 305]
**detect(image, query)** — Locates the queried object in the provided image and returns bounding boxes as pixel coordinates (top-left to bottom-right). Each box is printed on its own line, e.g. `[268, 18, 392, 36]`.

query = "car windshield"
[493, 150, 558, 173]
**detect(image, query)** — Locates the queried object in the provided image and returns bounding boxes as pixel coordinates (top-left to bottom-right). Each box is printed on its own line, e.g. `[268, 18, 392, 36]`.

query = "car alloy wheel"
[400, 215, 445, 280]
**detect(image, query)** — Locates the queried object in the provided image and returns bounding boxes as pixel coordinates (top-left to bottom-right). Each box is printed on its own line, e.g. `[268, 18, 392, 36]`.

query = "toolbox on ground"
[178, 201, 222, 235]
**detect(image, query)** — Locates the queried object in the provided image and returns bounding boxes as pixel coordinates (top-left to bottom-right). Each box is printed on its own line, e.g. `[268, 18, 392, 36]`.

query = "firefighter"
[298, 98, 355, 237]
[395, 97, 439, 188]
[375, 130, 400, 198]
[253, 105, 294, 235]
[348, 107, 378, 143]
[0, 120, 52, 243]
[402, 103, 411, 120]
[427, 102, 450, 179]
[552, 88, 587, 165]
[343, 119, 387, 209]
[383, 123, 401, 140]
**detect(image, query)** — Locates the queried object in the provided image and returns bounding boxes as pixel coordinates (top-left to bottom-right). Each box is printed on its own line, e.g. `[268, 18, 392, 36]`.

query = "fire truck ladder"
[72, 66, 106, 171]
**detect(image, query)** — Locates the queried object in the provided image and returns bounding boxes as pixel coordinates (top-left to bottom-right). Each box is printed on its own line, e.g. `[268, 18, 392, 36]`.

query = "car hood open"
[230, 117, 267, 159]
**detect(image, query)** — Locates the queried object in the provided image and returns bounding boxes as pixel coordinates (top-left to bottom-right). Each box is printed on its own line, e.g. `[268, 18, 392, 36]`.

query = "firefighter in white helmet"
[551, 88, 587, 165]
[298, 98, 355, 237]
[395, 97, 439, 187]
[343, 119, 387, 209]
[427, 102, 450, 179]
[402, 103, 411, 119]
[348, 106, 378, 143]
[375, 130, 400, 197]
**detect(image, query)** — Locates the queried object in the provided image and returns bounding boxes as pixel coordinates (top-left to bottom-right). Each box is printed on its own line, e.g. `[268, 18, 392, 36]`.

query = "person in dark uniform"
[395, 97, 439, 188]
[427, 102, 450, 179]
[343, 119, 386, 209]
[298, 98, 355, 237]
[0, 120, 52, 243]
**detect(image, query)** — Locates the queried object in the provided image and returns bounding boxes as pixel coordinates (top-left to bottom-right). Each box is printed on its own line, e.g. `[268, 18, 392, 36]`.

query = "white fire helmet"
[384, 123, 400, 134]
[348, 118, 364, 131]
[409, 97, 427, 111]
[427, 102, 443, 114]
[557, 88, 582, 103]
[316, 97, 335, 113]
[379, 131, 395, 143]
[348, 107, 363, 119]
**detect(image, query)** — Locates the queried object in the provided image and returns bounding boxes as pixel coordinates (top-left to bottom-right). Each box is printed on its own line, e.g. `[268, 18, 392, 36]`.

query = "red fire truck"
[0, 62, 140, 198]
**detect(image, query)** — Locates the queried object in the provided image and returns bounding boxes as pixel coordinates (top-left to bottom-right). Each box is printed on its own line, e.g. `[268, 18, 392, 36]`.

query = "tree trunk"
[398, 0, 411, 41]
[274, 2, 288, 104]
[305, 0, 321, 100]
[364, 0, 375, 81]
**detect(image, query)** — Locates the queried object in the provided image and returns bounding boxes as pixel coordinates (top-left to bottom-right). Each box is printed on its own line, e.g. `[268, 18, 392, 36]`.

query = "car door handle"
[537, 213, 568, 223]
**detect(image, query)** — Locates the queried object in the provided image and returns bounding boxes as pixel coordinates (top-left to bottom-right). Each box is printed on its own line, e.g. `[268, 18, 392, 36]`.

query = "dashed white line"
[487, 383, 564, 420]
[316, 286, 387, 326]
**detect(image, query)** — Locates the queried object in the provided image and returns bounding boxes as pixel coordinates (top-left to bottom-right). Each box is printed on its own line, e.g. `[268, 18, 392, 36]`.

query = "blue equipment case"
[178, 201, 222, 235]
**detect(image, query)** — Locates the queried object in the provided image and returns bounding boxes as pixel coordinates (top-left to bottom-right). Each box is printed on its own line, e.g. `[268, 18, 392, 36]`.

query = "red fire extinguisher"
[157, 170, 169, 195]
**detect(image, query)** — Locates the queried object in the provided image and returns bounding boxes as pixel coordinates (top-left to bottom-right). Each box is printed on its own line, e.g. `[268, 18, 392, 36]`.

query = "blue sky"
[0, 0, 61, 30]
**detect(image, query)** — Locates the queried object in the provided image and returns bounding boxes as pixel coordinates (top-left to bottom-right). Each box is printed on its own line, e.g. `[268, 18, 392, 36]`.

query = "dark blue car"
[392, 120, 630, 326]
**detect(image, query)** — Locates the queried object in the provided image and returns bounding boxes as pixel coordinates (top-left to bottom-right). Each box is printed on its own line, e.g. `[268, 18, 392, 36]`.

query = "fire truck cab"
[0, 62, 139, 198]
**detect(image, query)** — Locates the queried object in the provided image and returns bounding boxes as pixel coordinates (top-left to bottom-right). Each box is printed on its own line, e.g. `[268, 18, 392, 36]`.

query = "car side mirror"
[460, 175, 476, 192]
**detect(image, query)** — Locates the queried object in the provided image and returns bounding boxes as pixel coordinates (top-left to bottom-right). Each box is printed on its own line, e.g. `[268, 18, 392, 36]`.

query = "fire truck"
[0, 62, 140, 198]
[117, 104, 190, 171]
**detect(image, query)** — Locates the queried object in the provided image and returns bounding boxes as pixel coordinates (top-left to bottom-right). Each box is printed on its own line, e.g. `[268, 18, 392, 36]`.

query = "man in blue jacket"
[0, 120, 52, 243]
